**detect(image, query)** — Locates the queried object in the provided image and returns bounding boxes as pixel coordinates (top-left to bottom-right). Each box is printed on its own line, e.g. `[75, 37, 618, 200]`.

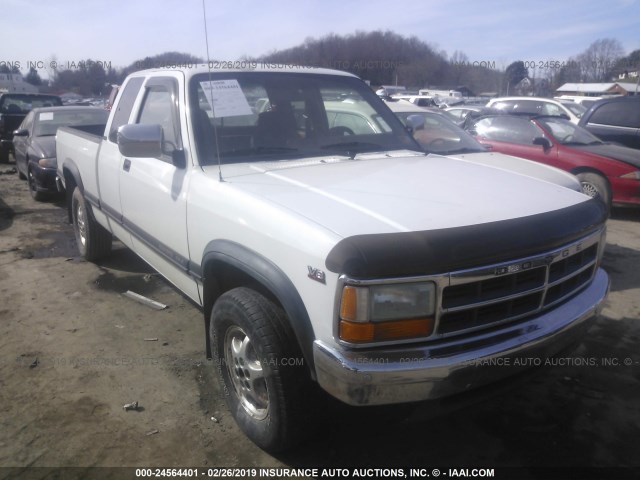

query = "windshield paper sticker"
[200, 80, 252, 118]
[39, 112, 54, 121]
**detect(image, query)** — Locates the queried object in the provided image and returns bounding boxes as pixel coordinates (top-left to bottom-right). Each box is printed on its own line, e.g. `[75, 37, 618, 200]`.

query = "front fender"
[198, 240, 317, 378]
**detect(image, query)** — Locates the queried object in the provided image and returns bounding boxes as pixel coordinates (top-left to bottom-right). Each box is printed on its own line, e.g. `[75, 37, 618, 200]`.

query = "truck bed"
[56, 124, 106, 200]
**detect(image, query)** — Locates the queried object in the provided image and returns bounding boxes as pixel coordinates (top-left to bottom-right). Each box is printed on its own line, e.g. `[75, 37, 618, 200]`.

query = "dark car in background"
[0, 93, 63, 162]
[12, 106, 109, 200]
[467, 114, 640, 209]
[578, 96, 640, 150]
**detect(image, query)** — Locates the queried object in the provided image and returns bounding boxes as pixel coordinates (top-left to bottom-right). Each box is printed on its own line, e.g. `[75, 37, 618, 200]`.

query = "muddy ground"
[1, 163, 639, 479]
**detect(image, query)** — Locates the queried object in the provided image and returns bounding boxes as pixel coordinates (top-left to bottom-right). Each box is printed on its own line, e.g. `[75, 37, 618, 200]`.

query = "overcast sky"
[2, 0, 639, 76]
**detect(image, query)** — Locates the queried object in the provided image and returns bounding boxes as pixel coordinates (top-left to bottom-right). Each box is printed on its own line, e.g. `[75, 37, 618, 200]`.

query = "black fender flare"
[61, 160, 85, 223]
[198, 240, 317, 379]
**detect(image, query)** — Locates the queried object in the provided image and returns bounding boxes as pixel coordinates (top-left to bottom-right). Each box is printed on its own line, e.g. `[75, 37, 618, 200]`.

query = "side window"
[475, 116, 544, 145]
[590, 102, 639, 128]
[137, 87, 178, 150]
[542, 103, 563, 116]
[108, 77, 144, 142]
[514, 100, 543, 115]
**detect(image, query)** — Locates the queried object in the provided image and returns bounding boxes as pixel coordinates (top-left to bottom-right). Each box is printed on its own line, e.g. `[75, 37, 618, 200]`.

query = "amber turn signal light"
[339, 317, 434, 343]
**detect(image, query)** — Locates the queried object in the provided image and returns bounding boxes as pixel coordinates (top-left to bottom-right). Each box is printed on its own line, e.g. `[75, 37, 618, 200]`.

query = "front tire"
[28, 168, 46, 201]
[71, 187, 112, 261]
[577, 172, 611, 212]
[210, 287, 309, 452]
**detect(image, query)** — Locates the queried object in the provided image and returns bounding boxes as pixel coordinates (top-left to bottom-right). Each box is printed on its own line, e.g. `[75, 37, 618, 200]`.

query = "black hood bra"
[326, 198, 607, 278]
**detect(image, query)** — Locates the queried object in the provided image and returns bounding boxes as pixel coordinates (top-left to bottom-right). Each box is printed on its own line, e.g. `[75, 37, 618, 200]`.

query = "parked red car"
[467, 114, 640, 209]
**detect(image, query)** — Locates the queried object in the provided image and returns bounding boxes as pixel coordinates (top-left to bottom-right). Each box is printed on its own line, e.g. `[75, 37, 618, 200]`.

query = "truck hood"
[449, 151, 582, 191]
[207, 152, 606, 276]
[211, 152, 590, 237]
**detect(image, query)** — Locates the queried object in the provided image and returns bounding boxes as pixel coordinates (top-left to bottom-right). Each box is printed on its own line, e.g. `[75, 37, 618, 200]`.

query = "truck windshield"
[189, 72, 420, 164]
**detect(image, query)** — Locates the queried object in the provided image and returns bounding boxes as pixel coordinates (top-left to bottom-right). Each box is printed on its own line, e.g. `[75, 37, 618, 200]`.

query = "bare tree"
[448, 51, 469, 86]
[612, 49, 640, 81]
[576, 38, 624, 81]
[24, 67, 42, 87]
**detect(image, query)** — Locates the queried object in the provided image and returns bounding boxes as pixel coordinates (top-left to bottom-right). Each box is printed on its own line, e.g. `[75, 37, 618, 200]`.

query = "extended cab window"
[108, 77, 144, 142]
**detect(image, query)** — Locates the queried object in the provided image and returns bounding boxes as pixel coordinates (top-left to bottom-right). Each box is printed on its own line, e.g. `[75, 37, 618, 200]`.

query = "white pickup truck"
[56, 66, 610, 452]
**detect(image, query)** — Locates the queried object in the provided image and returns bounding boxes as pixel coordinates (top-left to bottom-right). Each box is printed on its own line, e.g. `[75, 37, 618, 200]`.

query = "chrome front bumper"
[314, 268, 609, 406]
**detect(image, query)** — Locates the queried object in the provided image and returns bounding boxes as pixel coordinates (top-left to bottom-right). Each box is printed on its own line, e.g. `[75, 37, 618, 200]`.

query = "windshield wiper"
[320, 141, 385, 158]
[255, 146, 299, 153]
[222, 146, 300, 157]
[436, 147, 485, 155]
[321, 141, 384, 150]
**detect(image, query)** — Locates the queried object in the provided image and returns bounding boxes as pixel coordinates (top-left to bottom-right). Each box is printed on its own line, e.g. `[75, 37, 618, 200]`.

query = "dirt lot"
[1, 163, 639, 479]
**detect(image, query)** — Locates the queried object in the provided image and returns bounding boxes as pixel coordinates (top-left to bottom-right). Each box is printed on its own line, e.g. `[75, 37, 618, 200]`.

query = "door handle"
[123, 159, 131, 172]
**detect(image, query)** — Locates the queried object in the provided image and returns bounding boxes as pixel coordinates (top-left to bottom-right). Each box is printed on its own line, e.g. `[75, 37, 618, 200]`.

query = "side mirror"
[533, 137, 552, 150]
[117, 124, 163, 158]
[12, 129, 29, 137]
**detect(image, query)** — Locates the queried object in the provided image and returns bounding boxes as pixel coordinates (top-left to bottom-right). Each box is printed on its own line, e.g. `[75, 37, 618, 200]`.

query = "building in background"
[556, 81, 639, 97]
[0, 73, 38, 94]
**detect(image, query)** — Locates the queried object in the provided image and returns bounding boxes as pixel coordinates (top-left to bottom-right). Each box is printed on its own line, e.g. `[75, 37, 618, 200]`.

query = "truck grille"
[437, 232, 601, 336]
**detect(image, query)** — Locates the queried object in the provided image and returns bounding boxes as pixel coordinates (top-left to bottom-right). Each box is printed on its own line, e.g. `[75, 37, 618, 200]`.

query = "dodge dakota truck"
[56, 66, 610, 452]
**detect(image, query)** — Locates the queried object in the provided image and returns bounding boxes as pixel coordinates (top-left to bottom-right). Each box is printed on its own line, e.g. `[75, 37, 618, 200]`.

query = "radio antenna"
[201, 0, 224, 182]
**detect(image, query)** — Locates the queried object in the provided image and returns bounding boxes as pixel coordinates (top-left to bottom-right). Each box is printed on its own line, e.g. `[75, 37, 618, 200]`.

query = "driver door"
[117, 76, 198, 301]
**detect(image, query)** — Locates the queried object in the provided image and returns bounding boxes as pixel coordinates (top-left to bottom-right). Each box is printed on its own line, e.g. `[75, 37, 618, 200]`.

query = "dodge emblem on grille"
[495, 261, 533, 276]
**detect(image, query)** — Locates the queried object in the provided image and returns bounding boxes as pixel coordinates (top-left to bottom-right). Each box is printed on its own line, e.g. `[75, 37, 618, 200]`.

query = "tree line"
[2, 32, 637, 97]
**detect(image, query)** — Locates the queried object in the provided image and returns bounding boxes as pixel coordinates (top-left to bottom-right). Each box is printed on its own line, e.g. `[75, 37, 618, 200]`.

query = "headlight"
[38, 157, 57, 168]
[339, 282, 436, 344]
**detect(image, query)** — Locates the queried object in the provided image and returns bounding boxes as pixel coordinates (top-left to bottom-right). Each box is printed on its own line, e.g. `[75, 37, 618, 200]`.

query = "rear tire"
[210, 287, 310, 452]
[71, 187, 112, 261]
[577, 172, 611, 212]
